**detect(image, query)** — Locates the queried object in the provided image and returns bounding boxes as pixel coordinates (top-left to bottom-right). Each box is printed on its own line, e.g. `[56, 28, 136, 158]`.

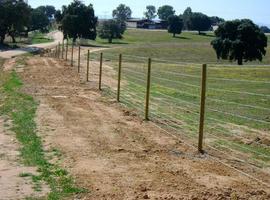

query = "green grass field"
[89, 29, 270, 65]
[87, 29, 270, 170]
[29, 32, 53, 44]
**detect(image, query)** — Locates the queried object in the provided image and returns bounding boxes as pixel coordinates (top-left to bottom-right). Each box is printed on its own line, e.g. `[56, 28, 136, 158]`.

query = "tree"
[144, 5, 156, 20]
[189, 12, 211, 34]
[211, 19, 268, 65]
[112, 4, 132, 22]
[98, 20, 125, 43]
[30, 8, 50, 32]
[0, 0, 31, 43]
[157, 5, 175, 21]
[36, 5, 56, 19]
[210, 16, 225, 25]
[60, 0, 97, 42]
[54, 10, 62, 23]
[167, 15, 183, 37]
[182, 7, 192, 30]
[0, 2, 8, 44]
[260, 26, 270, 33]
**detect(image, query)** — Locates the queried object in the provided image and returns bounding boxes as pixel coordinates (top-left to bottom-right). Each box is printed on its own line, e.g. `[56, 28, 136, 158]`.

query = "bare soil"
[3, 54, 270, 200]
[0, 117, 49, 200]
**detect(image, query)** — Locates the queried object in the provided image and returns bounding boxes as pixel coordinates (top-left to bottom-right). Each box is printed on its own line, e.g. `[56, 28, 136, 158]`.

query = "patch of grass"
[19, 172, 33, 177]
[30, 32, 53, 45]
[0, 71, 87, 200]
[215, 139, 270, 166]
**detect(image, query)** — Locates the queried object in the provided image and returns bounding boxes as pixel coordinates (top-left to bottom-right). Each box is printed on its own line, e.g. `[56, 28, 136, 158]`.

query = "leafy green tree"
[144, 5, 156, 20]
[157, 5, 175, 21]
[0, 0, 31, 43]
[30, 8, 50, 32]
[260, 26, 270, 33]
[168, 15, 183, 37]
[98, 19, 125, 43]
[55, 10, 63, 23]
[36, 5, 56, 19]
[182, 7, 192, 30]
[189, 12, 211, 34]
[60, 0, 97, 42]
[0, 2, 8, 44]
[211, 19, 268, 65]
[210, 16, 225, 25]
[112, 4, 132, 22]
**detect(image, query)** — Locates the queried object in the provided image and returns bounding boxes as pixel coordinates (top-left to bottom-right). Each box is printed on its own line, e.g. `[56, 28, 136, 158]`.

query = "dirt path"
[0, 31, 63, 59]
[12, 55, 270, 199]
[0, 117, 49, 200]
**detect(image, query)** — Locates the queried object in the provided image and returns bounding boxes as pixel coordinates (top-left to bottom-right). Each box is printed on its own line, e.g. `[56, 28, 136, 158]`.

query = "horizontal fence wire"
[45, 47, 270, 187]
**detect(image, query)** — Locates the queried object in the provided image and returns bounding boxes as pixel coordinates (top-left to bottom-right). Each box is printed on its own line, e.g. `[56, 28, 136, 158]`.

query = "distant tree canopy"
[0, 0, 31, 44]
[30, 8, 50, 32]
[59, 0, 98, 42]
[260, 26, 270, 33]
[144, 5, 156, 20]
[98, 20, 126, 43]
[210, 16, 225, 25]
[211, 19, 268, 65]
[181, 7, 221, 31]
[36, 5, 56, 19]
[112, 4, 132, 22]
[181, 7, 193, 30]
[167, 15, 183, 37]
[157, 5, 175, 21]
[189, 12, 211, 34]
[54, 10, 63, 23]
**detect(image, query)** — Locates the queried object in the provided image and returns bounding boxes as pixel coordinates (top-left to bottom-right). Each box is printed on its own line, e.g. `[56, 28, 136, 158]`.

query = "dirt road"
[0, 31, 63, 59]
[3, 54, 269, 200]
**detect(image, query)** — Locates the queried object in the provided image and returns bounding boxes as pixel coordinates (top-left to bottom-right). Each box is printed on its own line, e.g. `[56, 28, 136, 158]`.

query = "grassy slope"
[0, 67, 86, 199]
[88, 29, 270, 168]
[30, 32, 54, 44]
[90, 29, 270, 65]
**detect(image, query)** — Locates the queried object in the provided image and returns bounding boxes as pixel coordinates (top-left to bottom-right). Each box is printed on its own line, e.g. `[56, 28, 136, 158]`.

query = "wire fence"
[44, 42, 270, 188]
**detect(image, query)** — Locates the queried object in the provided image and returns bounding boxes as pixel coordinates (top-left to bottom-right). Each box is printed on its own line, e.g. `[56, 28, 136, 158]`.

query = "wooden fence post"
[55, 45, 57, 58]
[198, 64, 207, 153]
[99, 52, 103, 90]
[61, 40, 64, 59]
[65, 41, 68, 61]
[78, 45, 81, 73]
[117, 54, 122, 102]
[58, 42, 61, 59]
[145, 58, 152, 121]
[71, 42, 74, 67]
[86, 50, 90, 82]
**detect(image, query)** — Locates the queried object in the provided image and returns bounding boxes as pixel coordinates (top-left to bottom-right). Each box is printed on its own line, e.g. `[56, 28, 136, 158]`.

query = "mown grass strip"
[0, 70, 87, 200]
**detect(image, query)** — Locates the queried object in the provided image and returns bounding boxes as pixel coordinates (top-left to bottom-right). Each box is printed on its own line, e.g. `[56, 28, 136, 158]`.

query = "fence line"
[93, 51, 270, 68]
[44, 46, 270, 188]
[151, 67, 270, 84]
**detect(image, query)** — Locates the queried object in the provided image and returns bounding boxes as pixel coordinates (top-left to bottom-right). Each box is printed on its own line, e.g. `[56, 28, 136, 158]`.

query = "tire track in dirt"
[19, 56, 270, 200]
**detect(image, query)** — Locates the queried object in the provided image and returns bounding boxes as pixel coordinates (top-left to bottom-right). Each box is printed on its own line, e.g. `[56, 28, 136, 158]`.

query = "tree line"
[0, 0, 268, 65]
[0, 0, 57, 44]
[54, 1, 269, 65]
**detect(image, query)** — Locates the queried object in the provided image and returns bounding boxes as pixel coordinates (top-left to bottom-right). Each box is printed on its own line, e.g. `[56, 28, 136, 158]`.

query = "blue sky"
[28, 0, 270, 26]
